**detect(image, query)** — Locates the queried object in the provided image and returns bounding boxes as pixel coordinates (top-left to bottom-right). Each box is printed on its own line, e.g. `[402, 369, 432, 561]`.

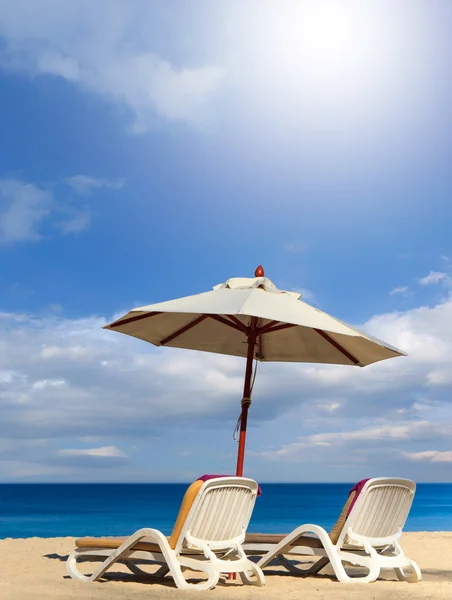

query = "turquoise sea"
[1, 483, 451, 539]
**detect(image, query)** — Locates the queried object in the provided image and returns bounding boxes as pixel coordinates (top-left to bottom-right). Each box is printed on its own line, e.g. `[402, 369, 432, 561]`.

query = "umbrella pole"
[236, 318, 258, 476]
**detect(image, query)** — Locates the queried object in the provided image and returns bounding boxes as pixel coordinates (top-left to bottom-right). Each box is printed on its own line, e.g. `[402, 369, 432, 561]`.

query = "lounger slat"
[187, 485, 254, 546]
[351, 484, 413, 540]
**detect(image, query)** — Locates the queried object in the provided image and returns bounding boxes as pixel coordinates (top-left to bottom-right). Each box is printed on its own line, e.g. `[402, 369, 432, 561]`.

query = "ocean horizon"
[1, 482, 451, 539]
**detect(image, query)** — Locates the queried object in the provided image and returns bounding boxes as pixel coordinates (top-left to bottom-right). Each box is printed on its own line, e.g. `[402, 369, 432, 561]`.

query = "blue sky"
[1, 0, 452, 482]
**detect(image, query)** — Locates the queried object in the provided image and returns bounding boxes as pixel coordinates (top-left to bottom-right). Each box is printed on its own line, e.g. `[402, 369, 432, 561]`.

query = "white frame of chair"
[244, 477, 421, 584]
[67, 477, 265, 590]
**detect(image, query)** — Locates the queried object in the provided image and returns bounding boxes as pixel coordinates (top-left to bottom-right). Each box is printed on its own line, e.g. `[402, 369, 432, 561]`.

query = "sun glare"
[226, 0, 415, 144]
[247, 1, 386, 87]
[297, 4, 358, 69]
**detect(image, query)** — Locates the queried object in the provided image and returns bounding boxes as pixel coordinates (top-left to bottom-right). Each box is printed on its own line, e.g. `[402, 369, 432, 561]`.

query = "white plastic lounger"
[67, 477, 265, 590]
[244, 477, 421, 584]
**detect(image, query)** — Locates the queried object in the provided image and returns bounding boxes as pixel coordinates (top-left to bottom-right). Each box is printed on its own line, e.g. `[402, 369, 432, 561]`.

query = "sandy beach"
[1, 532, 451, 600]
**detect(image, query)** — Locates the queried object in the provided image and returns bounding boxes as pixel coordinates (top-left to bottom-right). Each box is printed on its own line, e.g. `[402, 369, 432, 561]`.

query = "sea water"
[1, 483, 451, 539]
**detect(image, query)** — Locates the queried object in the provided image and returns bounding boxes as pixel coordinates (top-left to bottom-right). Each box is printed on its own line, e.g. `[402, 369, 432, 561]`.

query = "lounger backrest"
[337, 478, 415, 547]
[174, 477, 259, 553]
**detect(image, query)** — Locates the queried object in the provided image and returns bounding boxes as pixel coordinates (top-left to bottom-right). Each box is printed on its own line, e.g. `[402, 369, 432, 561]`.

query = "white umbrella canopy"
[105, 266, 406, 475]
[105, 273, 404, 367]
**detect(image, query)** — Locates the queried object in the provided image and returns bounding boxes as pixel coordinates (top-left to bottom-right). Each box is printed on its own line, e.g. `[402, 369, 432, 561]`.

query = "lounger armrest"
[118, 528, 170, 550]
[288, 524, 330, 539]
[104, 528, 174, 564]
[255, 524, 334, 569]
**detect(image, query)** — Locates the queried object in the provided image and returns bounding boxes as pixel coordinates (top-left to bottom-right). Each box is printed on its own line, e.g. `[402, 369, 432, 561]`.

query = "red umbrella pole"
[236, 317, 258, 476]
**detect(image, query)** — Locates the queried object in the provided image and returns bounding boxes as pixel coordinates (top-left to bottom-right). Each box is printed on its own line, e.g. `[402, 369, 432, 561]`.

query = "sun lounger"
[243, 477, 421, 583]
[67, 476, 265, 590]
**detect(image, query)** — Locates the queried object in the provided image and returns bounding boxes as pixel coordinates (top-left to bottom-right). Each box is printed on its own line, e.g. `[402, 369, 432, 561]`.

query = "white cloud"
[57, 445, 127, 458]
[0, 179, 52, 244]
[54, 445, 129, 470]
[0, 1, 224, 131]
[38, 53, 80, 81]
[285, 286, 315, 302]
[58, 209, 91, 235]
[426, 370, 452, 386]
[0, 176, 122, 243]
[419, 271, 451, 286]
[284, 243, 305, 254]
[32, 379, 66, 390]
[316, 401, 341, 413]
[405, 450, 452, 463]
[256, 421, 452, 463]
[390, 286, 409, 297]
[65, 175, 125, 195]
[310, 421, 450, 444]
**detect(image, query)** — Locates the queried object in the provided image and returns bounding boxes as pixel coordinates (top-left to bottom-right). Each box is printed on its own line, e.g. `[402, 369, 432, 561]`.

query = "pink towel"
[347, 478, 371, 516]
[198, 474, 262, 496]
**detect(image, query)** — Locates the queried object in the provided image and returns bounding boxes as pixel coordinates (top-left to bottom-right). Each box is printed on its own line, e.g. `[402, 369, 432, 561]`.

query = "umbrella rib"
[108, 311, 163, 328]
[160, 315, 208, 346]
[258, 320, 279, 334]
[313, 328, 361, 365]
[260, 322, 297, 334]
[208, 314, 248, 334]
[224, 315, 249, 333]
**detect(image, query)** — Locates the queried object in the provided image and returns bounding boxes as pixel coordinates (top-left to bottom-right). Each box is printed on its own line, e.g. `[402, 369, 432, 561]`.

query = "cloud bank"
[1, 293, 452, 481]
[0, 0, 224, 131]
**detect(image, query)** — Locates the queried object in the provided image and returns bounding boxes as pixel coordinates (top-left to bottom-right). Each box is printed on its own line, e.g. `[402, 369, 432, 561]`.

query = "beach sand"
[1, 533, 451, 600]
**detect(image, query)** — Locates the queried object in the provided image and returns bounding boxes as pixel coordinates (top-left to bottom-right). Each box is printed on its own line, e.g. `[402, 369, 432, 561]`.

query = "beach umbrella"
[104, 266, 405, 476]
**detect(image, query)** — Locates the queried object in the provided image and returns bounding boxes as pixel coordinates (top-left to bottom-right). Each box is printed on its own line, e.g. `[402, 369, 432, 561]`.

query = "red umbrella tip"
[254, 265, 264, 277]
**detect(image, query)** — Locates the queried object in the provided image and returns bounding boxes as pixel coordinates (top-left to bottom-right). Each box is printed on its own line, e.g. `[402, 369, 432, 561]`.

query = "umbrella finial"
[255, 265, 264, 277]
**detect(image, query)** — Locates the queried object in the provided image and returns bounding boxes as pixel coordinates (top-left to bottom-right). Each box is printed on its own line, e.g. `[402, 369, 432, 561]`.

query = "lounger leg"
[175, 557, 220, 590]
[395, 560, 422, 583]
[67, 550, 95, 582]
[239, 563, 266, 586]
[381, 542, 421, 583]
[330, 550, 380, 583]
